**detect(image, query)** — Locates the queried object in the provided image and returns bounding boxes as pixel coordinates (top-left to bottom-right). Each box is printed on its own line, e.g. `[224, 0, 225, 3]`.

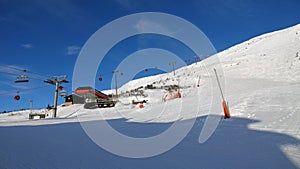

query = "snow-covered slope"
[118, 23, 300, 91]
[219, 24, 300, 81]
[0, 24, 300, 169]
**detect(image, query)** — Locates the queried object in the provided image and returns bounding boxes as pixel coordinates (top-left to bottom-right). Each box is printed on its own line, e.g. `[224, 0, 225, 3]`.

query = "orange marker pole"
[222, 100, 231, 119]
[139, 103, 144, 109]
[178, 79, 182, 98]
[214, 68, 230, 119]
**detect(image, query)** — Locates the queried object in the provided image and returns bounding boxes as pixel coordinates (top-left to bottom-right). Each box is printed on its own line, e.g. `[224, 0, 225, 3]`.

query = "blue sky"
[0, 0, 300, 112]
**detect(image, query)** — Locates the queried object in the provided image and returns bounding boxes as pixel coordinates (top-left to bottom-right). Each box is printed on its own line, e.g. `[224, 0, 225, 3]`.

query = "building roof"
[74, 86, 108, 99]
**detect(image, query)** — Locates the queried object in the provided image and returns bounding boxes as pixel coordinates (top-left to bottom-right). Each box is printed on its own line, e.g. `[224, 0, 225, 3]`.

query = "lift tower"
[44, 75, 68, 118]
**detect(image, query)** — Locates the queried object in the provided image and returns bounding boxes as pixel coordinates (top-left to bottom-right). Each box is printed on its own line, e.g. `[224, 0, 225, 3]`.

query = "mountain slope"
[0, 24, 300, 168]
[218, 23, 300, 81]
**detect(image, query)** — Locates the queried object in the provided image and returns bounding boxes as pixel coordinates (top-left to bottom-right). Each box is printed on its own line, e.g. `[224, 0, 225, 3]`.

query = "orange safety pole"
[214, 68, 230, 119]
[139, 103, 144, 109]
[178, 91, 182, 98]
[178, 79, 182, 98]
[222, 100, 230, 119]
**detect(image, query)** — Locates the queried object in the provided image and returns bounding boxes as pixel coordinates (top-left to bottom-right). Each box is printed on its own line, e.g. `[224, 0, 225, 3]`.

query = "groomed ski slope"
[0, 24, 300, 169]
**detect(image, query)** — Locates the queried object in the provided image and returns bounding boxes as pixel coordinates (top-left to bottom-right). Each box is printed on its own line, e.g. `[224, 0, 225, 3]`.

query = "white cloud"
[134, 19, 176, 35]
[21, 43, 33, 49]
[67, 45, 81, 55]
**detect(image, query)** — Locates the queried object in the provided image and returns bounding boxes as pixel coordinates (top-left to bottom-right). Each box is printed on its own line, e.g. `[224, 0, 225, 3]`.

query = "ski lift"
[58, 86, 63, 91]
[59, 90, 67, 97]
[14, 91, 20, 101]
[15, 75, 29, 83]
[14, 95, 20, 100]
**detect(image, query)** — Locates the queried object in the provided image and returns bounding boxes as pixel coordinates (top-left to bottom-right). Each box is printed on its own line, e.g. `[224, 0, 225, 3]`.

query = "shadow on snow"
[0, 116, 299, 169]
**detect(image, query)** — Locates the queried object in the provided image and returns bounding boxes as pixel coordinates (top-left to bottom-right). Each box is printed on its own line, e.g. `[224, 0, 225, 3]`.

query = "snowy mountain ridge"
[218, 23, 300, 81]
[118, 23, 300, 94]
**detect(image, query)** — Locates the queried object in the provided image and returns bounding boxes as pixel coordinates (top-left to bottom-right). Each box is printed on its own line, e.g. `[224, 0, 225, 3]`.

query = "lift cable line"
[0, 70, 48, 83]
[0, 68, 29, 83]
[0, 85, 51, 96]
[98, 70, 124, 81]
[98, 71, 115, 77]
[0, 70, 22, 77]
[0, 65, 71, 113]
[0, 64, 50, 77]
[0, 64, 27, 73]
[0, 64, 51, 83]
[44, 75, 69, 118]
[97, 70, 125, 100]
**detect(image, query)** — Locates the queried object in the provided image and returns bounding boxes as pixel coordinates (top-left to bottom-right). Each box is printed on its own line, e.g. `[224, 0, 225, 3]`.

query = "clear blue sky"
[0, 0, 300, 112]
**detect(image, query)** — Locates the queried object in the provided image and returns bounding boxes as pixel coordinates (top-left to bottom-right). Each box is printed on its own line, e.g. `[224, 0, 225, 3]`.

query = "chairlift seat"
[15, 75, 29, 83]
[15, 79, 29, 83]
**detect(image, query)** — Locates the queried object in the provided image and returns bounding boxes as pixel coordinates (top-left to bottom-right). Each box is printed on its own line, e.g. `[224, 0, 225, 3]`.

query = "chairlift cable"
[0, 70, 21, 76]
[0, 71, 46, 82]
[0, 84, 51, 96]
[0, 64, 50, 79]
